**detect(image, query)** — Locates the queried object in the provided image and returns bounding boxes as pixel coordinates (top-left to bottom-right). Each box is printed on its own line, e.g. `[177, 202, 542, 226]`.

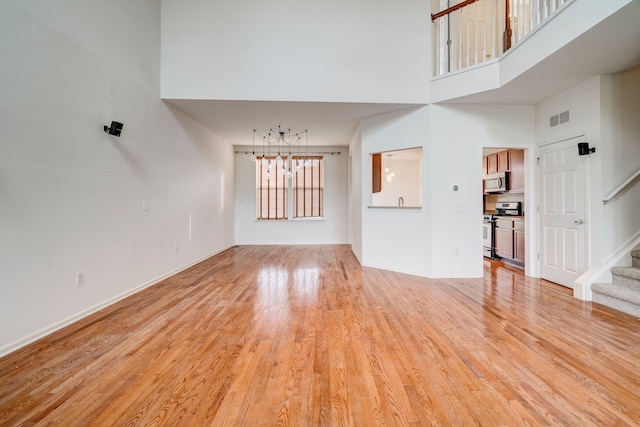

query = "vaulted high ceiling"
[165, 2, 640, 147]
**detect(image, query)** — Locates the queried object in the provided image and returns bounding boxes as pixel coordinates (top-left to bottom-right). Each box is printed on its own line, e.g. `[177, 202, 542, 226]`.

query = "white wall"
[600, 67, 640, 257]
[0, 1, 235, 356]
[535, 77, 603, 269]
[534, 71, 640, 298]
[161, 0, 430, 104]
[429, 104, 535, 278]
[360, 107, 433, 277]
[357, 105, 534, 279]
[350, 126, 364, 262]
[234, 147, 348, 245]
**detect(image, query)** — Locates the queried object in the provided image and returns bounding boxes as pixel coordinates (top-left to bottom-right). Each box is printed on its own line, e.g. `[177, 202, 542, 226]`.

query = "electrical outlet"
[142, 201, 149, 211]
[454, 249, 459, 256]
[76, 271, 84, 286]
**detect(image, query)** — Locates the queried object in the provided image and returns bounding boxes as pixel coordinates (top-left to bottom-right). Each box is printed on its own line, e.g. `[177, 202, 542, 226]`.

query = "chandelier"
[252, 126, 310, 180]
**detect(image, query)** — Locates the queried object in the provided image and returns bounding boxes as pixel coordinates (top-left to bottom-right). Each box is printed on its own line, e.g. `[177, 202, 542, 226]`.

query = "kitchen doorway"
[482, 147, 527, 271]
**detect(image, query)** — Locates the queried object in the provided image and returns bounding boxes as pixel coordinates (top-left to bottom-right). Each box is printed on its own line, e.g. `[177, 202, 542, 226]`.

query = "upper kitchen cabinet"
[485, 150, 509, 174]
[482, 149, 524, 192]
[508, 149, 524, 193]
[372, 153, 382, 193]
[486, 153, 498, 174]
[498, 150, 509, 172]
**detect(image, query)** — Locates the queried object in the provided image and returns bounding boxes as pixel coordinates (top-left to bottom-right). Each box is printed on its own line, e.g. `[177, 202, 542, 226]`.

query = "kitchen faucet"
[398, 196, 404, 207]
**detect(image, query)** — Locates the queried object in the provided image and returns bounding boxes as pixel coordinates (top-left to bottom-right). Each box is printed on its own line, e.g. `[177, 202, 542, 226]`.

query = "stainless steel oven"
[482, 214, 495, 258]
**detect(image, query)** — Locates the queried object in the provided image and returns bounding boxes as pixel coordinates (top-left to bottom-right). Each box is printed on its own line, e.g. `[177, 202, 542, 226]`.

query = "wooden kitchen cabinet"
[514, 220, 525, 264]
[495, 219, 514, 259]
[496, 218, 525, 266]
[483, 149, 524, 191]
[509, 149, 525, 192]
[497, 150, 509, 172]
[486, 153, 498, 174]
[484, 150, 510, 175]
[515, 231, 525, 264]
[372, 153, 382, 193]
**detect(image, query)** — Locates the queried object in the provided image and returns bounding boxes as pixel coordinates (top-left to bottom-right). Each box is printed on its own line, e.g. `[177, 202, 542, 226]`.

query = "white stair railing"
[602, 167, 640, 205]
[432, 0, 573, 77]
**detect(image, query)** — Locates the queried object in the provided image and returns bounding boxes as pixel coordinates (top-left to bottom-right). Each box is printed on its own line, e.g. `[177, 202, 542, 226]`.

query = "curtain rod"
[235, 150, 341, 155]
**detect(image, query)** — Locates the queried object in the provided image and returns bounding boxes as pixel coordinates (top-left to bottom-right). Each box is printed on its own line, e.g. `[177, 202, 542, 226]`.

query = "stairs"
[592, 250, 640, 317]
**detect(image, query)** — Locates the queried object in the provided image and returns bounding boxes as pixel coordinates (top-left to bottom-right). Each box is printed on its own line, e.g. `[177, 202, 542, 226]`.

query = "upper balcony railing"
[432, 0, 574, 77]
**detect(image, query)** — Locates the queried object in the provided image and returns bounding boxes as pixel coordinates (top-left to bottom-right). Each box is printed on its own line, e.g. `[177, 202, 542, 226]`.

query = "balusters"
[431, 0, 575, 77]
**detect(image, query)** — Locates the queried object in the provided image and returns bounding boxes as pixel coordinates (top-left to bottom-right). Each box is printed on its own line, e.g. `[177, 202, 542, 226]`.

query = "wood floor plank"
[2, 245, 640, 426]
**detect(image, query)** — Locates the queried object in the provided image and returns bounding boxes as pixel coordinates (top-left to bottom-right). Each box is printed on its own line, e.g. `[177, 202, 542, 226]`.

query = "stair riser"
[612, 274, 640, 291]
[593, 292, 640, 318]
[633, 257, 640, 268]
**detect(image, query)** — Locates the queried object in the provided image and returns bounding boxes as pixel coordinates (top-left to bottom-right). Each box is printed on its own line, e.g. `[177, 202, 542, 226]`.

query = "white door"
[539, 137, 588, 288]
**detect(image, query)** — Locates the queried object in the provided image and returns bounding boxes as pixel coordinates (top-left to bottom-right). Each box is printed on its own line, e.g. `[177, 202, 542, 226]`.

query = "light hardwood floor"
[1, 245, 640, 426]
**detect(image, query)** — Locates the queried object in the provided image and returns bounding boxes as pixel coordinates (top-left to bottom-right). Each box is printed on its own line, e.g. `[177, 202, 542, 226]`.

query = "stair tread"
[592, 283, 640, 305]
[611, 266, 640, 281]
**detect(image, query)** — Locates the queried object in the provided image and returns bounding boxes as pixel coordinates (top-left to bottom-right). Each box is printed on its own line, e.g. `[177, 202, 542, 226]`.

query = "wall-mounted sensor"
[452, 185, 459, 191]
[104, 121, 123, 137]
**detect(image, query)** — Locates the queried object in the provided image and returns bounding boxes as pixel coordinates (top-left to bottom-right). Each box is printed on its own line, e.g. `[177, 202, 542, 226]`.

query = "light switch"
[142, 202, 149, 211]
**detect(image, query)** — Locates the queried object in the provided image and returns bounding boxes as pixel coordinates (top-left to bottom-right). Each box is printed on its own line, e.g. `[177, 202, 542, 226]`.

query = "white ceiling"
[165, 2, 640, 147]
[165, 99, 423, 147]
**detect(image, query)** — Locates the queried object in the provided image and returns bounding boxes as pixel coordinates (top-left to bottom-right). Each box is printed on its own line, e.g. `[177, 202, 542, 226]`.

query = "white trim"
[0, 245, 234, 358]
[574, 230, 640, 301]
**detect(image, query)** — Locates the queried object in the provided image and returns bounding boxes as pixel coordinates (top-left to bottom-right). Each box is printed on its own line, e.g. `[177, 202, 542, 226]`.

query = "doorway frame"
[482, 142, 539, 278]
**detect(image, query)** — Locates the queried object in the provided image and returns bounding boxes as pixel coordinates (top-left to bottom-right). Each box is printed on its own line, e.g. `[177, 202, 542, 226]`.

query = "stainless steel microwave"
[484, 171, 509, 193]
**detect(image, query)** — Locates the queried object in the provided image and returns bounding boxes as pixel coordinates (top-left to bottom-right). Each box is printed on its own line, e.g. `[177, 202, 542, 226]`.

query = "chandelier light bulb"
[254, 127, 310, 177]
[250, 154, 257, 162]
[266, 172, 271, 180]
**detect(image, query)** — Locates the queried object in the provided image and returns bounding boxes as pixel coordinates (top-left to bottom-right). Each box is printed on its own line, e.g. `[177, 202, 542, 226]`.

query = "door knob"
[574, 219, 584, 225]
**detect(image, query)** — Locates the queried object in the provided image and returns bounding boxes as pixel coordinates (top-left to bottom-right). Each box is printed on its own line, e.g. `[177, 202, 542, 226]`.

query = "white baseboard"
[0, 245, 234, 358]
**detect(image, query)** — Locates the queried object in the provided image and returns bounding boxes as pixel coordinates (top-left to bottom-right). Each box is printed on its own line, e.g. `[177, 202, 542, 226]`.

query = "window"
[293, 156, 323, 218]
[255, 156, 324, 220]
[256, 157, 288, 220]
